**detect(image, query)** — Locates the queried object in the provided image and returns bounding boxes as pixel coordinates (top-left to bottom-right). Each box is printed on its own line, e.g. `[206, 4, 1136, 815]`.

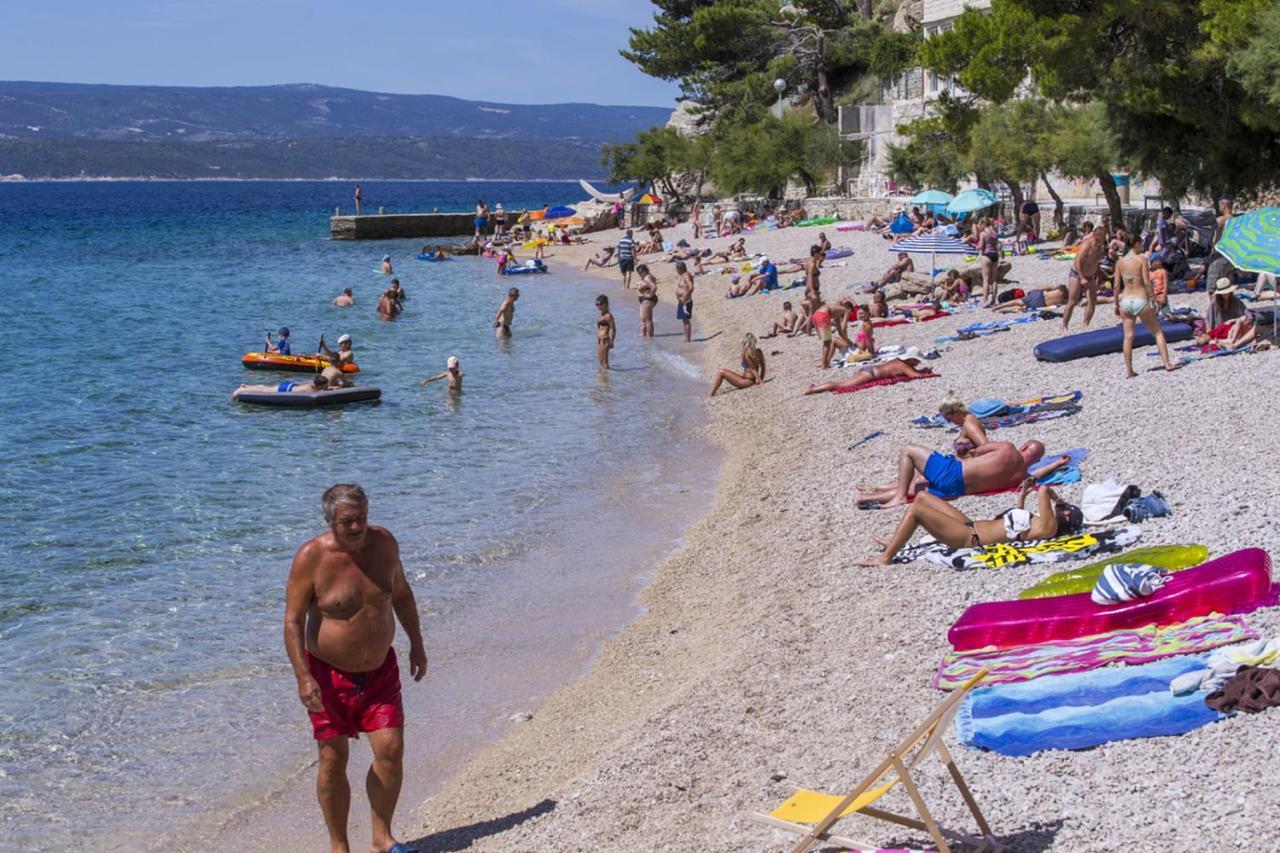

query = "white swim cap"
[447, 356, 459, 369]
[337, 334, 351, 344]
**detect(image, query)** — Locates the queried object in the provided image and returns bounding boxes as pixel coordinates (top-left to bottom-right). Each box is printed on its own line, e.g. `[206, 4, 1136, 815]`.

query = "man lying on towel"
[854, 440, 1069, 509]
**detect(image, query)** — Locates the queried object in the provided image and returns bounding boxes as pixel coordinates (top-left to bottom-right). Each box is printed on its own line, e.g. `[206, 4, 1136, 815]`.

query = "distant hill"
[0, 81, 672, 179]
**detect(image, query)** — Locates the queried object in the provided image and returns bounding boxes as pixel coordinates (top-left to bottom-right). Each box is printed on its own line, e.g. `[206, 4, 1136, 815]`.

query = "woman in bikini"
[938, 392, 989, 457]
[635, 264, 659, 338]
[595, 295, 616, 369]
[707, 333, 767, 398]
[978, 218, 1000, 307]
[1114, 232, 1176, 378]
[856, 480, 1081, 566]
[803, 357, 933, 395]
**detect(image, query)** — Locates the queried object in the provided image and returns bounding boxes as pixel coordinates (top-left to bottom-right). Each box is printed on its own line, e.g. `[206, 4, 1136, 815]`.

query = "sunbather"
[584, 246, 616, 270]
[763, 301, 798, 338]
[708, 333, 766, 398]
[939, 392, 989, 457]
[856, 481, 1083, 566]
[868, 291, 889, 318]
[994, 285, 1069, 313]
[1198, 277, 1256, 350]
[706, 238, 747, 263]
[878, 252, 914, 289]
[726, 256, 778, 298]
[854, 439, 1058, 509]
[803, 357, 932, 396]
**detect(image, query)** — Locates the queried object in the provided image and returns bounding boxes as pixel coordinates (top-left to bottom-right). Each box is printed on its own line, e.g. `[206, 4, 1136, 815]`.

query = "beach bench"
[752, 669, 993, 853]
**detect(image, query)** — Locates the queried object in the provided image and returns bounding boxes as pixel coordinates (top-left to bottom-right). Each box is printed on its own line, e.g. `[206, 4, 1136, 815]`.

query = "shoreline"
[200, 264, 722, 852]
[399, 224, 1280, 851]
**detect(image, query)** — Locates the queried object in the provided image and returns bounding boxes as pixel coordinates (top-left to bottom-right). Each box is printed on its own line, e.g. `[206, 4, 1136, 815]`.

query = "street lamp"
[773, 78, 786, 119]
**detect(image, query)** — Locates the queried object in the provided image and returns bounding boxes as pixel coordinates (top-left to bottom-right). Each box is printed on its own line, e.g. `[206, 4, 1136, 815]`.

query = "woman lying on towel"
[857, 480, 1083, 566]
[708, 333, 766, 398]
[802, 357, 932, 395]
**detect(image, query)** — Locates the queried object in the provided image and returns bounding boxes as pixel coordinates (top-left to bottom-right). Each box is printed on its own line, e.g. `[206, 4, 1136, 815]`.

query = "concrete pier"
[330, 213, 478, 240]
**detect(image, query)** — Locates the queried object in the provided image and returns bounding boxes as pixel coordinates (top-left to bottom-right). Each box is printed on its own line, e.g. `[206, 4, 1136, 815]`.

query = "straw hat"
[1214, 277, 1237, 296]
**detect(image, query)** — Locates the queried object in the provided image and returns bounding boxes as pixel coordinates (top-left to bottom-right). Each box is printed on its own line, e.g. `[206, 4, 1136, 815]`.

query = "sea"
[0, 181, 719, 850]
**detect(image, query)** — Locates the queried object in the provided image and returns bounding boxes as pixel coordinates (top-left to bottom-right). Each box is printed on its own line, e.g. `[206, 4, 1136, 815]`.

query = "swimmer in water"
[380, 255, 394, 275]
[333, 288, 355, 307]
[493, 288, 519, 337]
[420, 356, 463, 392]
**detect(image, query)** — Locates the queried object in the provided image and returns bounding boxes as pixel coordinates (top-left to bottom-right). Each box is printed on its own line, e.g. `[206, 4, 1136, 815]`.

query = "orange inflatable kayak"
[241, 352, 359, 373]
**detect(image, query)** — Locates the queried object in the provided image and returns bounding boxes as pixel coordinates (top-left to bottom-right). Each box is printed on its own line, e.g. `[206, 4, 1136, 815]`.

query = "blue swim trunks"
[923, 452, 965, 499]
[677, 299, 693, 321]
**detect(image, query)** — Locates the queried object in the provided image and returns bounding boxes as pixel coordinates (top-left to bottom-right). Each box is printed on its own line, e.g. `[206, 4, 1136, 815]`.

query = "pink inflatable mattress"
[948, 548, 1273, 651]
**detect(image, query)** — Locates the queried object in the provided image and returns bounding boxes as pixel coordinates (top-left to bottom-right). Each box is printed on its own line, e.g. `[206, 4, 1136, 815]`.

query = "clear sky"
[0, 0, 681, 106]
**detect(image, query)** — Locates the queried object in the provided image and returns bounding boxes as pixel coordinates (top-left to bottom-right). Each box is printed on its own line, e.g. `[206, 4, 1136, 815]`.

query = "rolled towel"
[1091, 563, 1171, 606]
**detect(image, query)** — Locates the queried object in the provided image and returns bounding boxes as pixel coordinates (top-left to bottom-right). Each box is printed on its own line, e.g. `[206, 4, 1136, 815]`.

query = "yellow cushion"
[768, 781, 897, 824]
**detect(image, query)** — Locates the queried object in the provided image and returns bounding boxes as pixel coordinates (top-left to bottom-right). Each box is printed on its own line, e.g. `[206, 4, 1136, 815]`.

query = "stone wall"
[799, 196, 903, 219]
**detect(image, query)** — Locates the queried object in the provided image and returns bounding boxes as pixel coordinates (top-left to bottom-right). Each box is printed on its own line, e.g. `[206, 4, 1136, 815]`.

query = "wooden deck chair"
[752, 669, 992, 853]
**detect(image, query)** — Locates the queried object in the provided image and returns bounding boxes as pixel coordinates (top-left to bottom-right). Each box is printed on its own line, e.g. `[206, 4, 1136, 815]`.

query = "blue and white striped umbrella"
[890, 233, 973, 281]
[891, 234, 973, 255]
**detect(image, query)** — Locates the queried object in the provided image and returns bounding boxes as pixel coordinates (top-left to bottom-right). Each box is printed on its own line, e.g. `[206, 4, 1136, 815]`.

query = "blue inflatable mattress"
[1033, 321, 1195, 362]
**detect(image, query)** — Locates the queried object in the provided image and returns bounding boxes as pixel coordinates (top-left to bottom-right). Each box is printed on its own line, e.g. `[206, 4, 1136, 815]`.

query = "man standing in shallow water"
[284, 484, 427, 853]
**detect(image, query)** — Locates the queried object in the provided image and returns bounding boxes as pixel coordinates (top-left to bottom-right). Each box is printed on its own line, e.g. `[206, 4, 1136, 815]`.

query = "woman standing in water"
[635, 264, 659, 338]
[1114, 232, 1176, 378]
[595, 295, 616, 369]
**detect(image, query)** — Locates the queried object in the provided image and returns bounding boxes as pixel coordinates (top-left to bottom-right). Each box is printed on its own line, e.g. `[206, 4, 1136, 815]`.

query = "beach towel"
[1019, 544, 1209, 600]
[832, 373, 940, 395]
[934, 614, 1257, 691]
[956, 655, 1226, 756]
[892, 525, 1142, 569]
[910, 391, 1083, 430]
[1091, 563, 1171, 605]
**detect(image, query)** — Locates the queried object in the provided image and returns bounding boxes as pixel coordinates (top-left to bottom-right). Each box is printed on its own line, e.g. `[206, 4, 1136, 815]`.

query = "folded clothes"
[957, 655, 1225, 756]
[1206, 665, 1280, 713]
[1170, 637, 1280, 696]
[935, 614, 1256, 691]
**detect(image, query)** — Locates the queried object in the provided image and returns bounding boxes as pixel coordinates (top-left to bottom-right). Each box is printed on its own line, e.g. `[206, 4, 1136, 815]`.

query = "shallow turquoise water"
[0, 181, 712, 848]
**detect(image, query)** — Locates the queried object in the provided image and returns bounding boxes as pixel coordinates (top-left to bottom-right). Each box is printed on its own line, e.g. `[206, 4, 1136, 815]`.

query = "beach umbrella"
[910, 189, 954, 206]
[948, 188, 999, 215]
[891, 233, 974, 281]
[637, 192, 663, 205]
[1216, 206, 1280, 335]
[545, 205, 576, 220]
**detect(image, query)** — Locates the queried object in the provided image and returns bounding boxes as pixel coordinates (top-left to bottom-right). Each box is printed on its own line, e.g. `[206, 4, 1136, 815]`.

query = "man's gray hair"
[322, 483, 368, 523]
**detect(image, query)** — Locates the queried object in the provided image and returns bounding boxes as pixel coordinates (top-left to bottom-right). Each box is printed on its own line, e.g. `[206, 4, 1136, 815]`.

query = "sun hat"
[903, 346, 923, 360]
[278, 327, 290, 336]
[1214, 277, 1236, 295]
[382, 255, 391, 262]
[447, 356, 459, 369]
[337, 334, 351, 344]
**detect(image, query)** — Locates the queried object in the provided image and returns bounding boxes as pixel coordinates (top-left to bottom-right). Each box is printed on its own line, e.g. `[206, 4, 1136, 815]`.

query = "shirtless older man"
[1062, 221, 1109, 330]
[284, 484, 427, 853]
[855, 440, 1055, 509]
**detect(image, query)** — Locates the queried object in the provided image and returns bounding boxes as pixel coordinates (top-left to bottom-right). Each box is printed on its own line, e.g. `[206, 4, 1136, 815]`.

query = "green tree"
[919, 0, 1280, 202]
[886, 94, 977, 193]
[1045, 103, 1126, 225]
[602, 125, 695, 202]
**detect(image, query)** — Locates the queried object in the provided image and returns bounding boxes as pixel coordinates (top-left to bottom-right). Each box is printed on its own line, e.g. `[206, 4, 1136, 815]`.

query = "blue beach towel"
[957, 655, 1226, 756]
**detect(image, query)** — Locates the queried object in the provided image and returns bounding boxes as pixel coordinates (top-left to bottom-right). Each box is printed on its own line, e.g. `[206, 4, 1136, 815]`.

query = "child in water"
[420, 356, 464, 392]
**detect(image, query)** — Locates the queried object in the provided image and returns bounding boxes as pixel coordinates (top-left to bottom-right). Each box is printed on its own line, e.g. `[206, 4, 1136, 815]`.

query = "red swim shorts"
[306, 648, 404, 740]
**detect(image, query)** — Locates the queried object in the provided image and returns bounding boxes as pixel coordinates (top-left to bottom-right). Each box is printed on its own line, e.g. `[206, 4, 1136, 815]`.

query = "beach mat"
[1019, 544, 1211, 599]
[956, 655, 1226, 756]
[892, 525, 1142, 569]
[935, 613, 1256, 691]
[1034, 320, 1195, 362]
[947, 548, 1273, 651]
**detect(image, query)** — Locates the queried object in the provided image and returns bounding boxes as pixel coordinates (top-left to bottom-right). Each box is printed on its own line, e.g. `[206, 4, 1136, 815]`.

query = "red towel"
[833, 372, 940, 394]
[871, 318, 910, 328]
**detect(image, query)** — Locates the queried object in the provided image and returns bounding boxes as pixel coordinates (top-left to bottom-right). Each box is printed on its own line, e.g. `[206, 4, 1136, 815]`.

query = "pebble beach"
[406, 219, 1280, 851]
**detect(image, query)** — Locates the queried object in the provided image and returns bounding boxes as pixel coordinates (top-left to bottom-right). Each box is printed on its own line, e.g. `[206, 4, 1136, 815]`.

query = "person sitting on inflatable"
[853, 439, 1067, 509]
[265, 327, 292, 355]
[318, 333, 355, 368]
[856, 480, 1083, 566]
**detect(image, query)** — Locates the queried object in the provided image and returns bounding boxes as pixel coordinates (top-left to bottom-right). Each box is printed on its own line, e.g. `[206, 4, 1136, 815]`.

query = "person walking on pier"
[353, 183, 362, 216]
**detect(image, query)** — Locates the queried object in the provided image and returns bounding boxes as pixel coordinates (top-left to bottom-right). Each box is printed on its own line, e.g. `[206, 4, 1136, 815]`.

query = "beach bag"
[1091, 563, 1171, 605]
[889, 212, 913, 235]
